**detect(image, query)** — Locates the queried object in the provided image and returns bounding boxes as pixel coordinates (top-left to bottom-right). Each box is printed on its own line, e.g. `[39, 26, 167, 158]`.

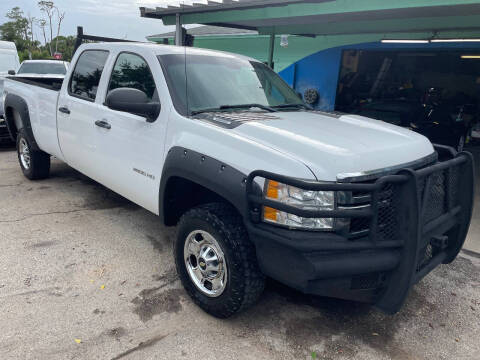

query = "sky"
[0, 0, 204, 42]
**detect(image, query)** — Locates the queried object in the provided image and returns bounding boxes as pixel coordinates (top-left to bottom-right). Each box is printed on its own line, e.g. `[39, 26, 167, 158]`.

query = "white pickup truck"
[3, 42, 475, 318]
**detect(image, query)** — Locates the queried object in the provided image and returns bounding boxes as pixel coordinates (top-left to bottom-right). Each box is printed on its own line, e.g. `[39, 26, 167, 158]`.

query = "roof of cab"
[77, 41, 258, 63]
[20, 60, 69, 65]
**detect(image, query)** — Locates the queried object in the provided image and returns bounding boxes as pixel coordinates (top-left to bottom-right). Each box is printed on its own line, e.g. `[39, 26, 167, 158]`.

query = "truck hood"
[231, 111, 435, 181]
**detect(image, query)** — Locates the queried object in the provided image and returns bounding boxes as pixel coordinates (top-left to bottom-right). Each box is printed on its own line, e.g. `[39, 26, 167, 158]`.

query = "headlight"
[263, 180, 335, 230]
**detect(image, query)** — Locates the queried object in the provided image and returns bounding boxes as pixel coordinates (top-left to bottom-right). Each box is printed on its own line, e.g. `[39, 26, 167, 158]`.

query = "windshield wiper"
[190, 108, 224, 116]
[272, 103, 313, 110]
[219, 103, 277, 112]
[191, 103, 277, 116]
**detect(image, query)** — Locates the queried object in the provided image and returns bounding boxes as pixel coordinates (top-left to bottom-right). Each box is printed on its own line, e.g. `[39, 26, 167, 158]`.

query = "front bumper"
[246, 146, 475, 313]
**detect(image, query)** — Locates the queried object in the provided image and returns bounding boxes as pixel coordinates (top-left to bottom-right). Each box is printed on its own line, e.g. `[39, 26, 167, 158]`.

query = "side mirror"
[8, 70, 15, 75]
[105, 87, 160, 123]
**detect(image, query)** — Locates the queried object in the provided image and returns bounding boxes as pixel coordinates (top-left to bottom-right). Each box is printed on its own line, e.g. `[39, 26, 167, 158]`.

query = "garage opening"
[335, 49, 480, 150]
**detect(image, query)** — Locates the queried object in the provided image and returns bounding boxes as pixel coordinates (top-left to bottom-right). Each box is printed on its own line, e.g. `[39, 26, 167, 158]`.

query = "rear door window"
[69, 50, 109, 101]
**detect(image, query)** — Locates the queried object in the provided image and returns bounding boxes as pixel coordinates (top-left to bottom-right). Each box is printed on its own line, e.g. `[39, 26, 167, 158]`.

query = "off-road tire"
[175, 202, 265, 318]
[16, 128, 50, 180]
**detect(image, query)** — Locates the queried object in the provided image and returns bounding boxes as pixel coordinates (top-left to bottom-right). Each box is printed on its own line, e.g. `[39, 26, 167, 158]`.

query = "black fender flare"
[159, 146, 262, 225]
[4, 93, 40, 150]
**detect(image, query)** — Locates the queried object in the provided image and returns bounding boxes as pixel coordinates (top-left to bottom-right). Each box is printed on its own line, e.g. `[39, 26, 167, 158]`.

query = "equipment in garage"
[336, 49, 480, 149]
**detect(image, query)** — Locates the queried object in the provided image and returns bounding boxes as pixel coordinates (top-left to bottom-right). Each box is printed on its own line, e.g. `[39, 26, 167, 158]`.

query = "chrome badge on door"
[133, 168, 155, 180]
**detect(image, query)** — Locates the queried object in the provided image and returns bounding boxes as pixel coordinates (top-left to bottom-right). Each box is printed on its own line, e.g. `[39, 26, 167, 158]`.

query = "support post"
[268, 33, 275, 69]
[175, 13, 183, 46]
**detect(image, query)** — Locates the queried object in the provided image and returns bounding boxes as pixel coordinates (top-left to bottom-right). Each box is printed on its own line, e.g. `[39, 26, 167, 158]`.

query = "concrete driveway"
[0, 145, 479, 360]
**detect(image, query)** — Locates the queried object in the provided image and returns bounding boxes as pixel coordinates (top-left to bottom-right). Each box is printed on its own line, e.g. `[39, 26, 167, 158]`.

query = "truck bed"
[3, 75, 64, 159]
[7, 75, 64, 91]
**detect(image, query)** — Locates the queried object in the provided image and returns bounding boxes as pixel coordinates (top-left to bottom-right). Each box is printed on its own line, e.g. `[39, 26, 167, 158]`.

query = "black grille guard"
[246, 145, 475, 313]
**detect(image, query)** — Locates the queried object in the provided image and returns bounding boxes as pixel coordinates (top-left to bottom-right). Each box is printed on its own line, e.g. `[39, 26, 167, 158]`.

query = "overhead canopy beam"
[140, 0, 331, 18]
[140, 0, 480, 37]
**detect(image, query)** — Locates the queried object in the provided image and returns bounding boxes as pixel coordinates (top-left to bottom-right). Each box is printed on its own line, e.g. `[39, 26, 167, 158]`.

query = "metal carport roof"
[141, 0, 480, 37]
[140, 0, 480, 67]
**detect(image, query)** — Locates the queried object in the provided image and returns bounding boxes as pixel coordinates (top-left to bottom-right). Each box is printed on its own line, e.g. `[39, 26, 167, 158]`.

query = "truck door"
[57, 49, 110, 178]
[94, 51, 169, 213]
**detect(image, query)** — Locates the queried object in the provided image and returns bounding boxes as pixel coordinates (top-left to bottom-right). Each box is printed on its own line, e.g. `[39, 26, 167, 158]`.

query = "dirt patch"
[284, 306, 403, 359]
[152, 267, 178, 284]
[105, 327, 127, 340]
[263, 256, 480, 359]
[131, 288, 184, 322]
[146, 234, 164, 253]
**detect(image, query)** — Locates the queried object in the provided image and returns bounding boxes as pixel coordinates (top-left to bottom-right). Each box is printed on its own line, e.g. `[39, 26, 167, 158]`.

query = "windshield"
[0, 54, 17, 73]
[18, 62, 66, 75]
[158, 53, 303, 115]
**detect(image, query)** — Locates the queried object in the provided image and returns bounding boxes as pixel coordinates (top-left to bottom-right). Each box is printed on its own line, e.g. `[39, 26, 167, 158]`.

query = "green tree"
[45, 35, 76, 61]
[0, 7, 30, 47]
[1, 5, 71, 62]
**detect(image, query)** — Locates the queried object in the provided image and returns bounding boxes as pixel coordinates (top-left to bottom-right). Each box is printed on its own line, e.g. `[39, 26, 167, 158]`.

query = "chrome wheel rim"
[184, 230, 227, 297]
[19, 138, 31, 169]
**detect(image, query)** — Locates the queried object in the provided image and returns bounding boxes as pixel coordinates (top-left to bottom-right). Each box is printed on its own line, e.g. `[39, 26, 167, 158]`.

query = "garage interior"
[335, 48, 480, 149]
[336, 49, 480, 112]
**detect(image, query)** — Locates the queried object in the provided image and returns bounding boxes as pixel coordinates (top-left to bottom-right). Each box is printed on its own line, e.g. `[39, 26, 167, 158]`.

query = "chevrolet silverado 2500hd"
[3, 42, 475, 318]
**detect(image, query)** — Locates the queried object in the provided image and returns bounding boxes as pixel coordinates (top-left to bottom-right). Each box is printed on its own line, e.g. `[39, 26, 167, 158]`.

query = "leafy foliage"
[0, 4, 73, 62]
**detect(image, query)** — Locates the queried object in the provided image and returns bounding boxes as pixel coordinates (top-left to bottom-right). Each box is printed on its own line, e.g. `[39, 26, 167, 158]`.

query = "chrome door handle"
[58, 106, 70, 114]
[95, 120, 111, 130]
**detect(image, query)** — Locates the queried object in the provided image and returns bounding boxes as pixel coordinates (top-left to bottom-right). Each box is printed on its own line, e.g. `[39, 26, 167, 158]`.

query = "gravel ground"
[0, 145, 479, 360]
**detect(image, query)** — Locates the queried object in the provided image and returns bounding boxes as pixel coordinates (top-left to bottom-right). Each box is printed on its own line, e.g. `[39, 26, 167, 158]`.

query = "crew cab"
[3, 42, 475, 318]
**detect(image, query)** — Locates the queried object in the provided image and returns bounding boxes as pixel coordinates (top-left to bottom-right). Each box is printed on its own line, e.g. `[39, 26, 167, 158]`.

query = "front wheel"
[16, 129, 50, 180]
[175, 203, 265, 318]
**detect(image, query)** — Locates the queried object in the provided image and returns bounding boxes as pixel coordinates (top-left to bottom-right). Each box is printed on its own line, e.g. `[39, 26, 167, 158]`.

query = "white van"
[0, 41, 20, 120]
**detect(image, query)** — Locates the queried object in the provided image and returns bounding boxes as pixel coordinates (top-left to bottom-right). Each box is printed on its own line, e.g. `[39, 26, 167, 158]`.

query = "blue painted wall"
[280, 47, 343, 111]
[280, 41, 480, 111]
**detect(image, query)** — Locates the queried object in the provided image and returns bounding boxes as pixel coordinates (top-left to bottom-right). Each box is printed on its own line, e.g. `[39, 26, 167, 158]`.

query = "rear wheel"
[16, 129, 50, 180]
[175, 203, 265, 318]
